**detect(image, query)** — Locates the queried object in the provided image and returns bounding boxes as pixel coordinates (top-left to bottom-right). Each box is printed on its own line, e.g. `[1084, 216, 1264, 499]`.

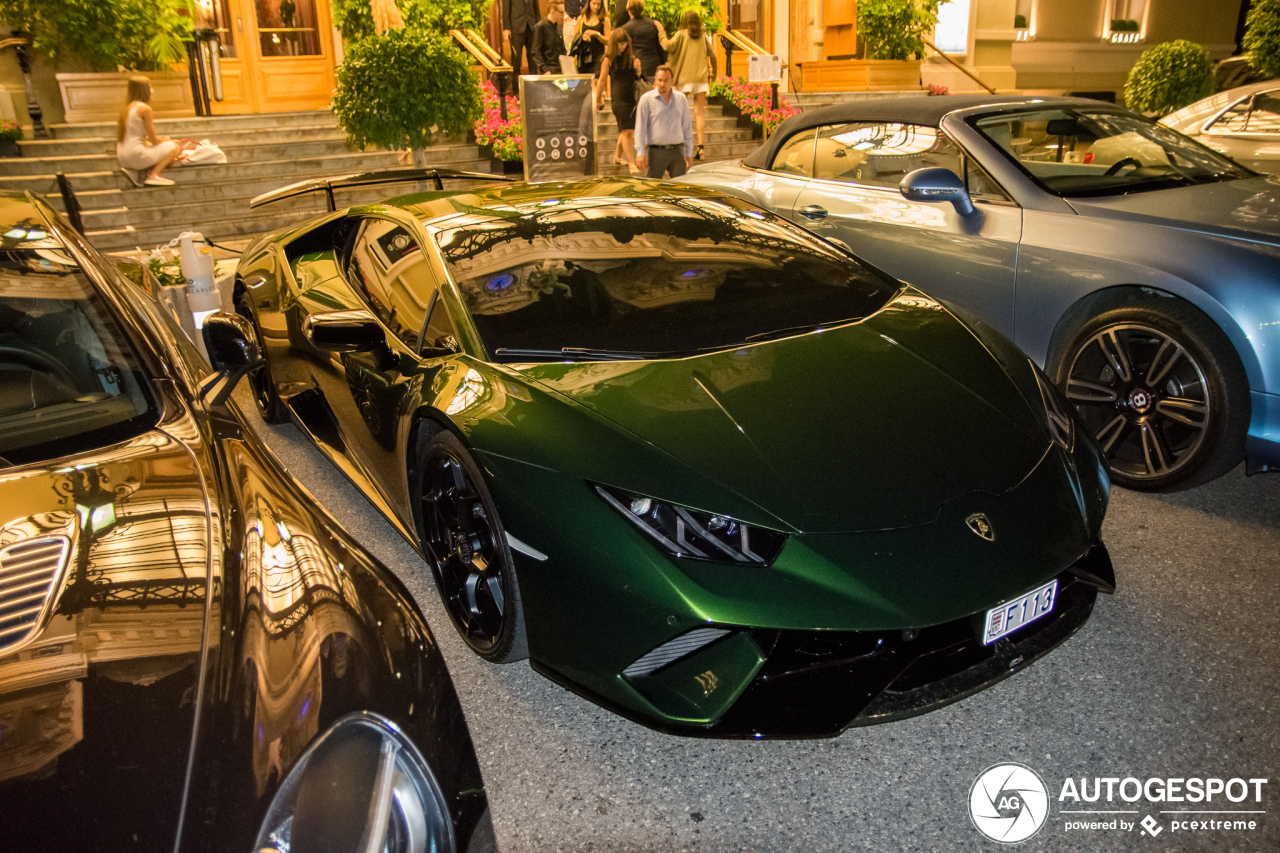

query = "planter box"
[57, 71, 195, 124]
[794, 59, 922, 92]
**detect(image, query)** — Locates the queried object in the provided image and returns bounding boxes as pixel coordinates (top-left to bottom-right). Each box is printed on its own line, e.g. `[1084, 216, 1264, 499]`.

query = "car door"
[330, 216, 462, 515]
[783, 122, 1023, 338]
[1199, 88, 1280, 176]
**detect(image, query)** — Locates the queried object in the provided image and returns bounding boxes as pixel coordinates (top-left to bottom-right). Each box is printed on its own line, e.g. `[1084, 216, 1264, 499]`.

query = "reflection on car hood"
[1066, 175, 1280, 246]
[0, 428, 212, 849]
[520, 290, 1048, 532]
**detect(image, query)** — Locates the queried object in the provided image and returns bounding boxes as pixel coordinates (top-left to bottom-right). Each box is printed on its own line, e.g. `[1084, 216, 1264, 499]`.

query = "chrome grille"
[622, 627, 730, 678]
[0, 537, 71, 653]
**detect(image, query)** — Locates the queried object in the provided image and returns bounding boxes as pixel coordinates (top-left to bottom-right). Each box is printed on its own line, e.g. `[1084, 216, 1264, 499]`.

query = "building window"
[1104, 0, 1147, 44]
[933, 0, 971, 54]
[1014, 0, 1035, 41]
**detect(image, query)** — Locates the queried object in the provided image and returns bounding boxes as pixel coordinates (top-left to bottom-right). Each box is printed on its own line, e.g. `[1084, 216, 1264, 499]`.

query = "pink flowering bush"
[474, 80, 523, 162]
[710, 76, 800, 135]
[926, 83, 949, 96]
[0, 119, 22, 144]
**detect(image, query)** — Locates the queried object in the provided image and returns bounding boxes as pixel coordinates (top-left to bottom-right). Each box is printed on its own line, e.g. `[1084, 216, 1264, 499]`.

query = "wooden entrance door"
[208, 0, 337, 113]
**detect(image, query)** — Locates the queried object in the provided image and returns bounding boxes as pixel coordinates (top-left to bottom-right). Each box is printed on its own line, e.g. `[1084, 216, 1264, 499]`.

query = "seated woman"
[116, 75, 181, 187]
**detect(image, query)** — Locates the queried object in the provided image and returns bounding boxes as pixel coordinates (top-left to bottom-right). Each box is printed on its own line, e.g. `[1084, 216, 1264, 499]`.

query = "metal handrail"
[450, 29, 511, 74]
[718, 27, 768, 57]
[0, 35, 47, 138]
[921, 38, 997, 94]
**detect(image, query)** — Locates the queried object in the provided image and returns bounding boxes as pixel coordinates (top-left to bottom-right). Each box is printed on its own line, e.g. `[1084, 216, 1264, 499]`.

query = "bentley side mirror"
[198, 311, 263, 408]
[304, 310, 386, 353]
[899, 167, 975, 216]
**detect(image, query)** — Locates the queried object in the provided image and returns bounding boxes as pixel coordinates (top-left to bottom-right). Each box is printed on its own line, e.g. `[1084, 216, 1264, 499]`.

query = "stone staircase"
[2, 111, 494, 253]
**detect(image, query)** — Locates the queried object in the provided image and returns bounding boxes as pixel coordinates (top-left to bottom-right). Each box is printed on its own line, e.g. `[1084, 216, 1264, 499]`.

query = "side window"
[347, 219, 438, 349]
[421, 294, 459, 354]
[810, 122, 964, 188]
[768, 128, 818, 176]
[964, 156, 1012, 202]
[1212, 91, 1280, 134]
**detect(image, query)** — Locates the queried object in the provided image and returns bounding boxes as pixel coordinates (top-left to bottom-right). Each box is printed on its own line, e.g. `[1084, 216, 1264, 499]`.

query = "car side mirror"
[304, 310, 385, 353]
[899, 167, 975, 216]
[198, 312, 263, 408]
[420, 334, 460, 358]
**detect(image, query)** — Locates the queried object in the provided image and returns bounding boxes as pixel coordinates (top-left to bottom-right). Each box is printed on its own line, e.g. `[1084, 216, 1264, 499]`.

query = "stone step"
[0, 171, 120, 194]
[85, 162, 498, 252]
[44, 187, 126, 214]
[7, 137, 480, 180]
[50, 110, 338, 139]
[20, 123, 349, 158]
[118, 163, 493, 227]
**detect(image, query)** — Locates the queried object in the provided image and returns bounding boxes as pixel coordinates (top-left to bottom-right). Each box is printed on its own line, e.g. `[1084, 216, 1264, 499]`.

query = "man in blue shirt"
[634, 65, 693, 178]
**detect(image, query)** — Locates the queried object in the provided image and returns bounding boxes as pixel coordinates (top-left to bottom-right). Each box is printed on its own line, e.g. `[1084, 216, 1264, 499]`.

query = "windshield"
[433, 196, 898, 360]
[972, 107, 1254, 197]
[0, 230, 157, 466]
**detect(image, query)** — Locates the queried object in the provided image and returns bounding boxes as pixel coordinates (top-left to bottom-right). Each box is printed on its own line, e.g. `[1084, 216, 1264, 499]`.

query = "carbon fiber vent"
[622, 627, 731, 678]
[0, 537, 71, 654]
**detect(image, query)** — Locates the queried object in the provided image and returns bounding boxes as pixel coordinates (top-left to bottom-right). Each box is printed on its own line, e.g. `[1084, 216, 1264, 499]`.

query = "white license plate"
[983, 580, 1057, 645]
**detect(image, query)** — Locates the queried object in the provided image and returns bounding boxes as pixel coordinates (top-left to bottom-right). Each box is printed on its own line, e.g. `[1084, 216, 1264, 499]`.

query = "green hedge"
[1244, 0, 1280, 80]
[1123, 40, 1214, 116]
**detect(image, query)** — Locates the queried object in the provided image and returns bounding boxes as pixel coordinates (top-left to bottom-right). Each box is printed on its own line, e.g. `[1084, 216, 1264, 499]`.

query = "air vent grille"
[622, 627, 730, 678]
[0, 537, 71, 653]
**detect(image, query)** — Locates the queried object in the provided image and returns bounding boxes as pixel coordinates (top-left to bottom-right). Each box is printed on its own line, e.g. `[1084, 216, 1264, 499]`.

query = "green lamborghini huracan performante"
[236, 173, 1115, 738]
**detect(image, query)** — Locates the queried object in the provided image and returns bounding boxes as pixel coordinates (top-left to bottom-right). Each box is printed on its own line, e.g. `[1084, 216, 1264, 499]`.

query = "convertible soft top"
[741, 94, 1101, 169]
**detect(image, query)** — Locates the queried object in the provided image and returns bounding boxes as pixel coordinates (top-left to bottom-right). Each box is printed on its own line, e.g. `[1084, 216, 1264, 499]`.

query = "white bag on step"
[178, 139, 228, 166]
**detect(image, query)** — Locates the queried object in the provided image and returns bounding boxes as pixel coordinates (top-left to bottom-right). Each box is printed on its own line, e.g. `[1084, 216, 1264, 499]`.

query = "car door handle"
[798, 205, 828, 220]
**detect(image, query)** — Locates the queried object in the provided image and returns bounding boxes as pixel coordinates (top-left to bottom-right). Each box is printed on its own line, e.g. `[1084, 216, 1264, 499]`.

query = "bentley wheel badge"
[966, 513, 995, 542]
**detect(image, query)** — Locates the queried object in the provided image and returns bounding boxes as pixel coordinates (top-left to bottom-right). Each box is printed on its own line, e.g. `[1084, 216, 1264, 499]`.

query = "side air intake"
[622, 627, 731, 678]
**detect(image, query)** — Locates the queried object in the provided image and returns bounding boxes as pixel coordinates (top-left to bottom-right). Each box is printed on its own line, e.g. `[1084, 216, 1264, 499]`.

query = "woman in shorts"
[662, 11, 716, 160]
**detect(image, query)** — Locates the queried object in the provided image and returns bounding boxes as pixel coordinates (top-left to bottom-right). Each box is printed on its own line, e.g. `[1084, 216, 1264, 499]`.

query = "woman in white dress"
[116, 76, 181, 186]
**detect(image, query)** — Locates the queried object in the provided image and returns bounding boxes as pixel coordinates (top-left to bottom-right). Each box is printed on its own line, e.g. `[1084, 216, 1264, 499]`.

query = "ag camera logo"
[969, 763, 1050, 843]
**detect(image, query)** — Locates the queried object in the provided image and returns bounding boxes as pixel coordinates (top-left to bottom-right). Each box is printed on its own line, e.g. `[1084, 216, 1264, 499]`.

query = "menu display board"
[518, 75, 597, 182]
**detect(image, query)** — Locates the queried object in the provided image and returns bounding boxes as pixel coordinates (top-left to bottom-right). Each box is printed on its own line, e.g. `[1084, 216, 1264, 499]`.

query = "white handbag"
[179, 139, 228, 166]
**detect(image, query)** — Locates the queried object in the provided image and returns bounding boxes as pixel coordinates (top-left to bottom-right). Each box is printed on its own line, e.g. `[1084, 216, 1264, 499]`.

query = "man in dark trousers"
[502, 0, 541, 76]
[620, 0, 666, 81]
[634, 65, 693, 178]
[532, 0, 568, 73]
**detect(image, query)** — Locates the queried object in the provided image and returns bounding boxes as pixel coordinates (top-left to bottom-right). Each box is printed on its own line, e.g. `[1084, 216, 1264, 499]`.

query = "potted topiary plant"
[1123, 39, 1214, 116]
[1244, 0, 1280, 80]
[0, 0, 197, 123]
[330, 27, 482, 163]
[856, 0, 947, 88]
[0, 119, 22, 156]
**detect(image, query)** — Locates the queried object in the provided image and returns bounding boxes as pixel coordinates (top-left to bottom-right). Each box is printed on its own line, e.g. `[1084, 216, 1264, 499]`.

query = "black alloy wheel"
[1055, 301, 1248, 491]
[417, 430, 527, 662]
[234, 296, 289, 424]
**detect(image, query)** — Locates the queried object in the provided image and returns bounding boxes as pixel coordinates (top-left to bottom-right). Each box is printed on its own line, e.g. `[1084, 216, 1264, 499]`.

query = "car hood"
[1066, 174, 1280, 247]
[518, 289, 1050, 533]
[0, 429, 213, 849]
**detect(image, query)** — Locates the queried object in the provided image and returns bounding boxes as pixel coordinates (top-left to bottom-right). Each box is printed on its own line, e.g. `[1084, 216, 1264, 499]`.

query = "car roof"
[1162, 79, 1280, 131]
[0, 191, 46, 233]
[741, 94, 1122, 168]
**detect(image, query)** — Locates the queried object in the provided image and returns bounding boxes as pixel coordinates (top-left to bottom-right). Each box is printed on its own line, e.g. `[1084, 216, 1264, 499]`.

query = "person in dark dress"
[532, 0, 568, 73]
[595, 27, 643, 174]
[620, 0, 666, 81]
[502, 0, 542, 75]
[571, 0, 609, 76]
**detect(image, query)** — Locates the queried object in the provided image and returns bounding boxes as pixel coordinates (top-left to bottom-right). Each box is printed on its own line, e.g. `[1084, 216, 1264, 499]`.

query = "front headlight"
[254, 712, 454, 853]
[1032, 361, 1075, 451]
[595, 485, 786, 565]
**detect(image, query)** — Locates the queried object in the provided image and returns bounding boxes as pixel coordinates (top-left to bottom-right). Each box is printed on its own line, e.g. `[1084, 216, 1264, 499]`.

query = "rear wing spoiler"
[249, 168, 516, 212]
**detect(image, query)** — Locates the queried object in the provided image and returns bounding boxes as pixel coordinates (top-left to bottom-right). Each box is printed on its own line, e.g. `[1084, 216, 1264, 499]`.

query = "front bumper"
[533, 542, 1113, 739]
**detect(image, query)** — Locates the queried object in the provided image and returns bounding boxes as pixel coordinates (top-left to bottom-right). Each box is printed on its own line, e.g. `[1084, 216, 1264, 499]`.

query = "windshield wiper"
[493, 347, 661, 362]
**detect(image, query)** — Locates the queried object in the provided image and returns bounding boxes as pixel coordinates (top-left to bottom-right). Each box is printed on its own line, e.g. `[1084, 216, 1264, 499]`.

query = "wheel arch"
[404, 406, 473, 538]
[1044, 284, 1260, 391]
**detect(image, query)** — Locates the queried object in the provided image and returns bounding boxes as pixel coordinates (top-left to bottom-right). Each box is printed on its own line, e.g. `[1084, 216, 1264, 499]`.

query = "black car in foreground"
[0, 192, 493, 852]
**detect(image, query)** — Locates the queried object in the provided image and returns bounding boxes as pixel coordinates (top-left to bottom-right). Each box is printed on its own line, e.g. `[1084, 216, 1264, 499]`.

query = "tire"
[234, 295, 289, 424]
[414, 429, 528, 663]
[1050, 297, 1248, 491]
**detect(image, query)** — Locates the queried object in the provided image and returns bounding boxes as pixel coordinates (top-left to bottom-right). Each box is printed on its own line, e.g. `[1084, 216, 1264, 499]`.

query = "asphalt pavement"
[233, 386, 1280, 852]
